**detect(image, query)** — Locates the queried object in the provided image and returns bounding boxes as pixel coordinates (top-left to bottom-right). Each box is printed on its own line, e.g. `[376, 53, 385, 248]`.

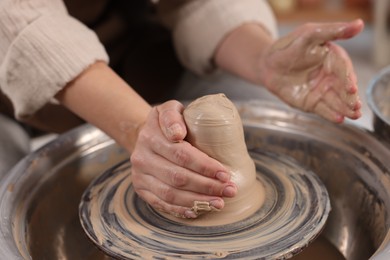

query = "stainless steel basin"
[367, 66, 390, 143]
[1, 101, 390, 260]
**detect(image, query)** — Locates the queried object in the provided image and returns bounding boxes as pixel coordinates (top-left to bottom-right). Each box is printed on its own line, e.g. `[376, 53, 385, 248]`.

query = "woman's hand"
[259, 19, 364, 123]
[56, 62, 236, 219]
[130, 100, 237, 218]
[215, 19, 364, 123]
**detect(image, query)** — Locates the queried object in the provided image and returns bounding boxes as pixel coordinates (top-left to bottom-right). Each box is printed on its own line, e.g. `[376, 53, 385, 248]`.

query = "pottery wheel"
[79, 150, 330, 259]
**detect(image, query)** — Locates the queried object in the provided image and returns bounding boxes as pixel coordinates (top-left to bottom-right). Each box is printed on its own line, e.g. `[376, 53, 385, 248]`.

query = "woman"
[0, 0, 363, 218]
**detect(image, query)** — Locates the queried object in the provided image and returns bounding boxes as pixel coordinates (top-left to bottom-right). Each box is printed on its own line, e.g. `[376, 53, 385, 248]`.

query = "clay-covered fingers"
[132, 146, 236, 196]
[131, 101, 236, 217]
[312, 101, 342, 123]
[329, 44, 359, 95]
[134, 185, 224, 219]
[156, 138, 232, 182]
[135, 172, 228, 212]
[133, 103, 231, 184]
[302, 75, 344, 122]
[157, 100, 187, 142]
[323, 89, 361, 120]
[304, 45, 361, 122]
[132, 129, 235, 194]
[290, 20, 364, 67]
[131, 149, 235, 218]
[302, 19, 364, 47]
[323, 44, 362, 120]
[312, 89, 356, 123]
[307, 74, 360, 122]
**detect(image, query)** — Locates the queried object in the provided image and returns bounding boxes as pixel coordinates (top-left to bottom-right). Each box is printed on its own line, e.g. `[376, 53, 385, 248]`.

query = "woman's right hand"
[258, 20, 364, 123]
[130, 100, 237, 218]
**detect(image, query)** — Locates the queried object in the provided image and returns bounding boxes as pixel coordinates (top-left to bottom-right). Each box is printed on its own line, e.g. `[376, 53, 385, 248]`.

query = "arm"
[0, 0, 235, 218]
[159, 0, 363, 123]
[157, 0, 277, 74]
[0, 0, 108, 121]
[214, 20, 364, 123]
[56, 62, 151, 152]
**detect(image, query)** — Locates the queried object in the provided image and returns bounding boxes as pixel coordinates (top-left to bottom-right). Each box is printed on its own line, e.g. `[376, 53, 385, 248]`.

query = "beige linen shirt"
[0, 0, 277, 119]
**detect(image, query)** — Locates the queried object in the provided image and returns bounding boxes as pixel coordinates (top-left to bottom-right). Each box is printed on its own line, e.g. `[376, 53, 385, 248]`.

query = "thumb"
[308, 19, 364, 45]
[157, 100, 187, 142]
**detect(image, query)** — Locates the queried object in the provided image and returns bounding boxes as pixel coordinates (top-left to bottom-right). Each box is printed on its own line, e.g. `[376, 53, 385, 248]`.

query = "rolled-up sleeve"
[0, 0, 108, 119]
[158, 0, 278, 75]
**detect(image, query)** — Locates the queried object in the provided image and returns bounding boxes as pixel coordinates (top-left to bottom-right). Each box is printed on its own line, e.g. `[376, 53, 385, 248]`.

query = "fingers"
[310, 77, 361, 123]
[279, 20, 363, 73]
[325, 44, 358, 93]
[135, 187, 223, 219]
[304, 47, 361, 122]
[326, 44, 362, 113]
[133, 104, 231, 182]
[131, 145, 236, 218]
[340, 19, 364, 39]
[131, 147, 237, 197]
[134, 173, 226, 209]
[157, 100, 187, 142]
[161, 140, 232, 180]
[323, 89, 361, 119]
[309, 75, 361, 122]
[304, 19, 364, 46]
[304, 74, 346, 122]
[313, 101, 344, 123]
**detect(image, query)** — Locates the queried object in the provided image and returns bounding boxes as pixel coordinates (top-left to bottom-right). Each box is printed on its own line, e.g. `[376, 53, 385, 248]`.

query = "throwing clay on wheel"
[79, 94, 331, 259]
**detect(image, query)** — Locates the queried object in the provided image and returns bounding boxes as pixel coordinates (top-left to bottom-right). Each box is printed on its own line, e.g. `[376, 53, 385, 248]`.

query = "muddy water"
[292, 236, 345, 260]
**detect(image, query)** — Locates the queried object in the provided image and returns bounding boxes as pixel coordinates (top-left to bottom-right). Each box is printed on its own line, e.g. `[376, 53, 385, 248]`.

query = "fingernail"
[184, 210, 197, 218]
[335, 114, 344, 123]
[167, 123, 183, 139]
[216, 171, 230, 182]
[223, 185, 237, 197]
[209, 199, 223, 210]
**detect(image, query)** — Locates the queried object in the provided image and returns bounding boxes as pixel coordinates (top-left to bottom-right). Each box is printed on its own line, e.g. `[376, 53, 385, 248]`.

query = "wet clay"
[80, 149, 331, 259]
[161, 94, 265, 226]
[292, 236, 345, 260]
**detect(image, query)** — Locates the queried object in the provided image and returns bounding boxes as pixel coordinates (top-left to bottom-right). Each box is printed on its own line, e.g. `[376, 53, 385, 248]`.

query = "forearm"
[56, 62, 151, 153]
[214, 23, 274, 87]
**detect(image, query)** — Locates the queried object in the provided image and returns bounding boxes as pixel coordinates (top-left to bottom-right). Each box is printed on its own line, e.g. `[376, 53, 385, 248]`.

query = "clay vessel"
[182, 93, 264, 223]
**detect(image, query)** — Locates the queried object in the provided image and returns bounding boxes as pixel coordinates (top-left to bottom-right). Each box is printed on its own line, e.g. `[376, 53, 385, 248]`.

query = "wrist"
[214, 23, 274, 86]
[56, 62, 152, 153]
[119, 119, 147, 153]
[255, 46, 276, 92]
